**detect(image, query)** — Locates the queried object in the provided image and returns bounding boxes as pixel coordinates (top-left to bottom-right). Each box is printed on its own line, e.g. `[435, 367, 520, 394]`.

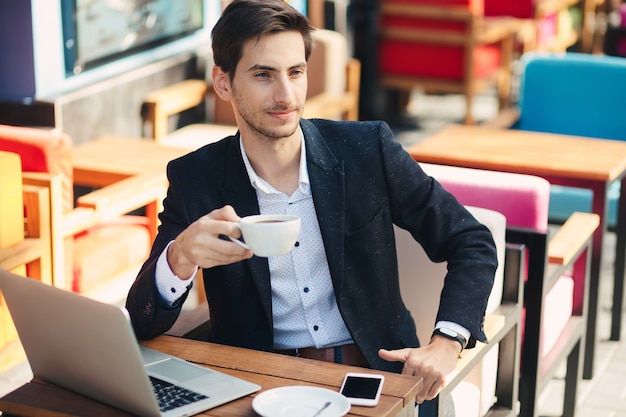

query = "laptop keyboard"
[150, 376, 209, 412]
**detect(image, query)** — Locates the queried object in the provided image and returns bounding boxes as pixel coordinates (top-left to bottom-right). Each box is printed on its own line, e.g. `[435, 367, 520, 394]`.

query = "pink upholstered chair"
[0, 124, 165, 302]
[419, 163, 598, 417]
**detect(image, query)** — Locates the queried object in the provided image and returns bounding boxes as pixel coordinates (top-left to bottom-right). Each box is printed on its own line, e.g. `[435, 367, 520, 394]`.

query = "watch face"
[434, 328, 467, 349]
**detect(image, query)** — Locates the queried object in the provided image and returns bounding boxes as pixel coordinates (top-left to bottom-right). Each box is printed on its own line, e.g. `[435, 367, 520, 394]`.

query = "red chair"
[377, 0, 521, 124]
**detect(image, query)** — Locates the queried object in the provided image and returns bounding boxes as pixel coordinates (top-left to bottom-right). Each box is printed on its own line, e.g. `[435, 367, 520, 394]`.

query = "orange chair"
[0, 125, 166, 302]
[0, 151, 50, 282]
[0, 150, 51, 370]
[377, 0, 522, 124]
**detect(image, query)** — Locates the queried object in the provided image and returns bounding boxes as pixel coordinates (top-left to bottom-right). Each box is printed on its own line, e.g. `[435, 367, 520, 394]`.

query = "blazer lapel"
[221, 134, 258, 216]
[220, 136, 273, 327]
[301, 120, 347, 297]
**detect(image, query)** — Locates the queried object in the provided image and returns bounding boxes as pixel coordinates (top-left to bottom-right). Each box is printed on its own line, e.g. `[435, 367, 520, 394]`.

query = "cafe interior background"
[1, 0, 626, 416]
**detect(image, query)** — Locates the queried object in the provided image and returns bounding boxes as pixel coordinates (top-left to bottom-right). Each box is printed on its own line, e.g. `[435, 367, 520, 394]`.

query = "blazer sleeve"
[125, 155, 202, 340]
[379, 123, 497, 345]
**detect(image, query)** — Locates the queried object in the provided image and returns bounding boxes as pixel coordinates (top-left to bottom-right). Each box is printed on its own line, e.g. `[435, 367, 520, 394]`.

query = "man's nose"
[273, 76, 297, 105]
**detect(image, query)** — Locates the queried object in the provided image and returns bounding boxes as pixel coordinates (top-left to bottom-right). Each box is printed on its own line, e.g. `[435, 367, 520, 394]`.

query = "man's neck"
[242, 131, 302, 195]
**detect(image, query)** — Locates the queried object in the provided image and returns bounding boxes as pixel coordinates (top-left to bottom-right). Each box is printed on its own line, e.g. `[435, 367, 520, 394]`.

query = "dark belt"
[274, 344, 368, 367]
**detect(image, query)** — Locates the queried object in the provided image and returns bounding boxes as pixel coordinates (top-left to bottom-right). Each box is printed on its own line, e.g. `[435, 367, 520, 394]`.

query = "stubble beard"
[233, 90, 302, 143]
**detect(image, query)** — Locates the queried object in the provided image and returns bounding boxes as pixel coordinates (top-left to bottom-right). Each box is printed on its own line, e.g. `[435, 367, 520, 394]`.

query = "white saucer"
[252, 386, 351, 417]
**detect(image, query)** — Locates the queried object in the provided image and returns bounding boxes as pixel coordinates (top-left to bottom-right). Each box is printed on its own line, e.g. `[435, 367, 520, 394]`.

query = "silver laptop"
[0, 269, 261, 417]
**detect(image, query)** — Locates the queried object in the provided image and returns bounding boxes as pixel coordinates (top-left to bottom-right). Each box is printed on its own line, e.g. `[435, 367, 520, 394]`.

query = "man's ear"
[212, 66, 233, 101]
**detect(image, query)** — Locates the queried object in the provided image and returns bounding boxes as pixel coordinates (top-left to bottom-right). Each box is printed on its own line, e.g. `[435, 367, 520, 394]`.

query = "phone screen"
[341, 375, 382, 399]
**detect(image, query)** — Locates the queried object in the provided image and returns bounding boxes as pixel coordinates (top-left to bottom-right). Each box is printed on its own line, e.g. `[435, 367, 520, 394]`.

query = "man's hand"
[167, 205, 253, 278]
[378, 335, 461, 403]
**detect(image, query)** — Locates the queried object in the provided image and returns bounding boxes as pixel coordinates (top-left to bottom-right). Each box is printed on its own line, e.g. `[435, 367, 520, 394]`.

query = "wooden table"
[408, 124, 626, 379]
[71, 136, 192, 249]
[0, 336, 421, 417]
[72, 136, 191, 187]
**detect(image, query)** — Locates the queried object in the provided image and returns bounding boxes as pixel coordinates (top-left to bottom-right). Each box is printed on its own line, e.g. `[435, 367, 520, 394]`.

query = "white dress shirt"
[155, 132, 353, 349]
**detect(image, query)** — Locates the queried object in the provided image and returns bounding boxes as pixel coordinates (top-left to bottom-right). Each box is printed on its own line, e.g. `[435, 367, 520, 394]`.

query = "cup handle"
[228, 222, 250, 250]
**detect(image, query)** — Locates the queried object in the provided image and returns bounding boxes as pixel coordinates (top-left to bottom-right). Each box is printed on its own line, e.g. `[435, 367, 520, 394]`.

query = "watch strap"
[432, 327, 467, 350]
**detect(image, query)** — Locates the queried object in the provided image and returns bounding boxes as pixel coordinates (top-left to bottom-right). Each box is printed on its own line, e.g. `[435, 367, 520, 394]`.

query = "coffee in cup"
[232, 214, 301, 257]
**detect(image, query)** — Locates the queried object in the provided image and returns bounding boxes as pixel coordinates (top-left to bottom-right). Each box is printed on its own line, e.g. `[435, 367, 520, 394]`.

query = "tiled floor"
[1, 90, 625, 416]
[537, 230, 626, 417]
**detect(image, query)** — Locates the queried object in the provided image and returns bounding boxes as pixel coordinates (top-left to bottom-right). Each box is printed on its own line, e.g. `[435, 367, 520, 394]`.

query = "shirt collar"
[239, 129, 311, 196]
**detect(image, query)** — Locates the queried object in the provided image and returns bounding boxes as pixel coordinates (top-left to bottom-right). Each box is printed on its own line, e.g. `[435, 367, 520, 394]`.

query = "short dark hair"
[211, 0, 314, 77]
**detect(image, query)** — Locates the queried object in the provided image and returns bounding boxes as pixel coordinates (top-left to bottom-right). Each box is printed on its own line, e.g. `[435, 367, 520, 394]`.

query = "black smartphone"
[339, 372, 385, 406]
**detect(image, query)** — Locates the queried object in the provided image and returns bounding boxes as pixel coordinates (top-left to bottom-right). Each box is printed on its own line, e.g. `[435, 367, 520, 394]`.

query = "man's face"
[229, 31, 308, 141]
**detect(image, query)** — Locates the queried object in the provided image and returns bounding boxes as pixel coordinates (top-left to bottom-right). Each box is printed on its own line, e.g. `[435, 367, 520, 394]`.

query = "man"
[126, 0, 497, 411]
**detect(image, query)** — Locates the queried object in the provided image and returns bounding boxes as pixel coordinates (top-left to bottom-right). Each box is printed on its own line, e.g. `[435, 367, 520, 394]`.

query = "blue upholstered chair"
[495, 52, 626, 229]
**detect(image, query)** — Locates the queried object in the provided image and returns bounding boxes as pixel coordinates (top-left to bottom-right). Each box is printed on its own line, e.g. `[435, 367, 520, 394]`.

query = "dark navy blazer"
[126, 119, 497, 373]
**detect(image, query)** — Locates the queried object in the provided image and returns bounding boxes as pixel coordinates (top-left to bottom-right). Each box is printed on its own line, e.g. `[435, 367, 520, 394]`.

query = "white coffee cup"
[231, 214, 301, 257]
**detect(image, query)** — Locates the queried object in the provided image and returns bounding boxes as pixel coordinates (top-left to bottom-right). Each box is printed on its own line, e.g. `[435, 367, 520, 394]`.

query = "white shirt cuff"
[156, 241, 197, 306]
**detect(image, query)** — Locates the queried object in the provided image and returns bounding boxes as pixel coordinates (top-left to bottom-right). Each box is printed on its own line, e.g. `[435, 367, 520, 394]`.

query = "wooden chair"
[396, 205, 523, 417]
[484, 0, 583, 52]
[0, 150, 51, 371]
[377, 0, 522, 124]
[605, 1, 626, 56]
[0, 125, 167, 303]
[421, 163, 598, 417]
[580, 0, 609, 54]
[141, 29, 361, 148]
